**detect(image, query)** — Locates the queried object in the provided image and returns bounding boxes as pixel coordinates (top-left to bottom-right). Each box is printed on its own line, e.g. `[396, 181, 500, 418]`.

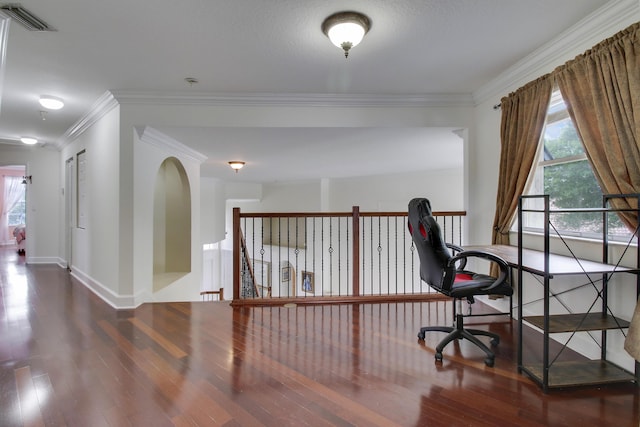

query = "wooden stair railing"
[232, 206, 465, 306]
[239, 229, 261, 298]
[200, 289, 224, 301]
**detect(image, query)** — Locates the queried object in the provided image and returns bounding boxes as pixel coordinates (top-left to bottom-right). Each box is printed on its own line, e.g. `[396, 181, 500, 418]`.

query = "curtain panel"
[555, 21, 640, 231]
[491, 75, 553, 247]
[1, 176, 25, 244]
[494, 21, 640, 361]
[553, 21, 640, 361]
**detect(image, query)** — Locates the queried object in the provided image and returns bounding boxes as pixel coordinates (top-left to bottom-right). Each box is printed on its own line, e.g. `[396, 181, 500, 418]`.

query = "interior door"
[65, 157, 74, 270]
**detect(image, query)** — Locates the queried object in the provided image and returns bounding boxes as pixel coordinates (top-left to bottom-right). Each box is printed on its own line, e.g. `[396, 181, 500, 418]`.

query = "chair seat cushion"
[449, 270, 513, 298]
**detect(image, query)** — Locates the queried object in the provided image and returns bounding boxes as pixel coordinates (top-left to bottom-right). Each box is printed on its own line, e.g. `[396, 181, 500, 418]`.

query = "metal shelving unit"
[517, 194, 640, 392]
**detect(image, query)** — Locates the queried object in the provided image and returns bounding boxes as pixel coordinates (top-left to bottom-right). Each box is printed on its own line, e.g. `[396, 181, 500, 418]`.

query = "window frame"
[518, 89, 635, 244]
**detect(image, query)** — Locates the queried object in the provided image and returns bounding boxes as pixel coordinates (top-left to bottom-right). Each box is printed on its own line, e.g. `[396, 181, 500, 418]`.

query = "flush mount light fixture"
[228, 161, 245, 173]
[39, 95, 64, 110]
[322, 11, 371, 58]
[20, 137, 38, 145]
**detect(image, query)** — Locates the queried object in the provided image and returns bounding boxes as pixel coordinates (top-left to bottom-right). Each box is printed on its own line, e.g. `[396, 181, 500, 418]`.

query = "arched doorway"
[153, 157, 191, 291]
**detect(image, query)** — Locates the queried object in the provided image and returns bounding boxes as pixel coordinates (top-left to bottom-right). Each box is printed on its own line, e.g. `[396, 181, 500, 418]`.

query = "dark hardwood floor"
[1, 245, 638, 426]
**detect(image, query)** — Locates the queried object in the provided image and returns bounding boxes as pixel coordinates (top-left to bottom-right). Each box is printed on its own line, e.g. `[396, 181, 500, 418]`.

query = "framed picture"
[281, 266, 291, 282]
[301, 270, 314, 293]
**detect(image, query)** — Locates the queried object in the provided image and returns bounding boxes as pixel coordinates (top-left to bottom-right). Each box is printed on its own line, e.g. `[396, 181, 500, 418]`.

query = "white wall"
[328, 168, 463, 212]
[201, 177, 226, 244]
[230, 180, 322, 213]
[60, 106, 123, 305]
[225, 169, 463, 215]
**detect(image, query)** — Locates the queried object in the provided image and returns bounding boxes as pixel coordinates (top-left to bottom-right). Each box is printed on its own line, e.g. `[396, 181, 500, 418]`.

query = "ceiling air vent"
[0, 3, 54, 31]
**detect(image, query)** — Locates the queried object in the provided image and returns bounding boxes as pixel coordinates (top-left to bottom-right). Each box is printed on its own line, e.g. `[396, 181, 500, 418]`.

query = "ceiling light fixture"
[20, 137, 37, 145]
[228, 161, 245, 173]
[322, 11, 371, 58]
[39, 95, 64, 110]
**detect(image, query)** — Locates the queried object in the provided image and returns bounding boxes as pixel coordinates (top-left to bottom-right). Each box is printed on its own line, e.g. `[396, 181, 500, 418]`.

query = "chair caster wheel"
[490, 337, 499, 346]
[417, 332, 425, 341]
[484, 357, 495, 367]
[435, 352, 443, 362]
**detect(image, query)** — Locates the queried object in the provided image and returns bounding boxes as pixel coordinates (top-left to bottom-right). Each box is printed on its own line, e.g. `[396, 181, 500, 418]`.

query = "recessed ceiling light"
[20, 137, 38, 145]
[39, 95, 64, 110]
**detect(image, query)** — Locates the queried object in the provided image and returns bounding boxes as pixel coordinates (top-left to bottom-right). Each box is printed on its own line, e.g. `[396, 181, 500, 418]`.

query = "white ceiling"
[0, 0, 612, 182]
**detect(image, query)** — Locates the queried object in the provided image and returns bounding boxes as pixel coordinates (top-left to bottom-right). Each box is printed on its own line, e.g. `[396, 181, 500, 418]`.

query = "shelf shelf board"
[523, 360, 636, 388]
[523, 312, 630, 333]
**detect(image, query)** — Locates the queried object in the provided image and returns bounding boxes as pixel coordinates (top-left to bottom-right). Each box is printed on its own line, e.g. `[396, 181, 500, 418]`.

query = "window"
[8, 197, 25, 226]
[521, 89, 633, 241]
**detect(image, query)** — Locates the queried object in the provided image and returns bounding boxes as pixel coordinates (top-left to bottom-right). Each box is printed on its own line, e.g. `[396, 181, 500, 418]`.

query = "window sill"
[508, 230, 637, 266]
[513, 229, 636, 247]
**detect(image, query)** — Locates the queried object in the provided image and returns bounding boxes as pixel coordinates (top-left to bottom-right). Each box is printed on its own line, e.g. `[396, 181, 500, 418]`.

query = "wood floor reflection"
[0, 246, 638, 426]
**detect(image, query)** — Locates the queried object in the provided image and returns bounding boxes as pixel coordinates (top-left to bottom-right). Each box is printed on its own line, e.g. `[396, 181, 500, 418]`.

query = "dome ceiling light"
[322, 11, 371, 58]
[20, 137, 38, 145]
[39, 95, 64, 110]
[228, 161, 245, 173]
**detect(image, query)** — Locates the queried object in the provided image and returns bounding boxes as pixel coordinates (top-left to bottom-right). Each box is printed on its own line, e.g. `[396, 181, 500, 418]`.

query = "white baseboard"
[26, 256, 64, 264]
[70, 267, 146, 310]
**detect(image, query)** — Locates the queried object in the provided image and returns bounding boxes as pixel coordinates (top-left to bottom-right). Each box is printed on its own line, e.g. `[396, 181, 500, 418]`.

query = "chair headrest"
[408, 198, 454, 289]
[407, 198, 432, 238]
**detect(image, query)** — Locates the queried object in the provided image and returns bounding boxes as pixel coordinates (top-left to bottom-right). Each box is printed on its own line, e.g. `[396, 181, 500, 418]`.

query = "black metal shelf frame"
[516, 193, 640, 392]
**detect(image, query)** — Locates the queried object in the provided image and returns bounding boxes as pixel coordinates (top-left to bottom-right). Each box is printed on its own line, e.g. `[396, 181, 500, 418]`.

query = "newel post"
[352, 206, 360, 296]
[232, 207, 240, 301]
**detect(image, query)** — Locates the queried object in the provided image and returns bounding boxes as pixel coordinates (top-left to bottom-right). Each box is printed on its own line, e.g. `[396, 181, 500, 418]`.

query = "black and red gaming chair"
[407, 197, 513, 366]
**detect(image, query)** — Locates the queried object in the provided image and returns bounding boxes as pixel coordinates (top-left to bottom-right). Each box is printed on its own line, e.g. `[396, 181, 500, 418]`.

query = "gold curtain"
[553, 22, 640, 361]
[628, 300, 640, 361]
[555, 21, 640, 230]
[491, 76, 553, 246]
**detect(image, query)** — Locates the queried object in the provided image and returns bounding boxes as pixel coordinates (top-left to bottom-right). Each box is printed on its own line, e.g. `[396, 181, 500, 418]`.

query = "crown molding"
[55, 90, 475, 155]
[473, 0, 640, 105]
[137, 126, 207, 163]
[0, 15, 10, 116]
[56, 91, 119, 150]
[0, 138, 25, 146]
[110, 90, 475, 108]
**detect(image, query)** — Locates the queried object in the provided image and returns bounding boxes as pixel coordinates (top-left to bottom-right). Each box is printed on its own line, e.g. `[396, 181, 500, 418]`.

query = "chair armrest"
[446, 243, 466, 270]
[449, 250, 510, 290]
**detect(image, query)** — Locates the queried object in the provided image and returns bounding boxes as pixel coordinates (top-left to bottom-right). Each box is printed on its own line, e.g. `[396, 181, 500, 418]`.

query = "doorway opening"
[1, 165, 27, 256]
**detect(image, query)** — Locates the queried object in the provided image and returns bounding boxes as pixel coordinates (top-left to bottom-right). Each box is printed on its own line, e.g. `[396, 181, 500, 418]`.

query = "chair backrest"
[407, 198, 455, 291]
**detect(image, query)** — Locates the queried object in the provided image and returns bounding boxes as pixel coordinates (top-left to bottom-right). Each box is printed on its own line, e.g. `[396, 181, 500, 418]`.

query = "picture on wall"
[301, 270, 314, 293]
[281, 266, 291, 282]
